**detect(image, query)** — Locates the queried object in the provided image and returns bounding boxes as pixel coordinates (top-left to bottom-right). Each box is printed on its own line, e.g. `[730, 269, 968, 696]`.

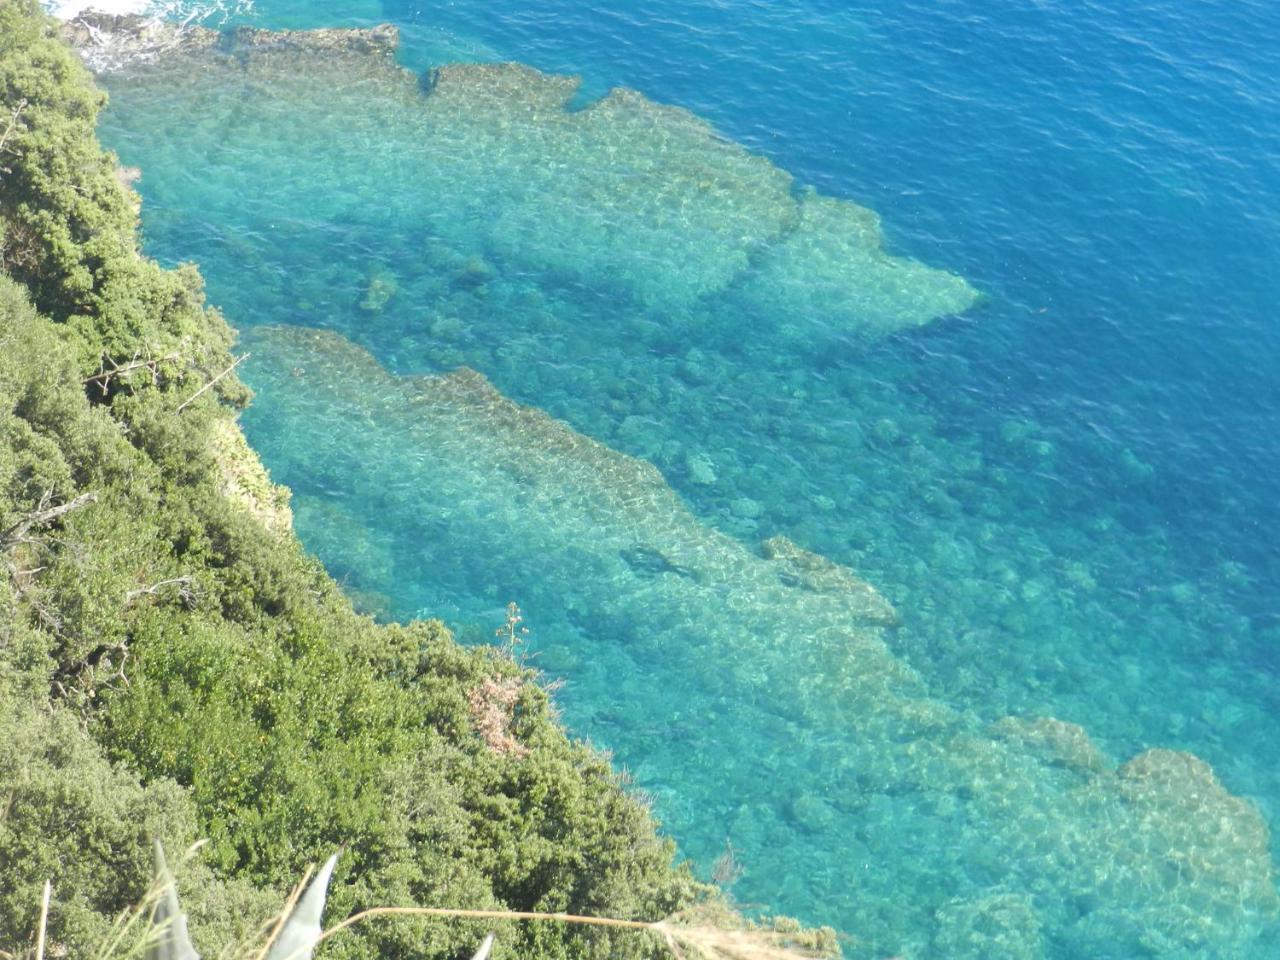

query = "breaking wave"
[45, 0, 253, 27]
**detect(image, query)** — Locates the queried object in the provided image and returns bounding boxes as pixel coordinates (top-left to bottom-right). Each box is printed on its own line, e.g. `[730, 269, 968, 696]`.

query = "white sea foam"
[47, 0, 151, 17]
[45, 0, 253, 24]
[46, 0, 255, 72]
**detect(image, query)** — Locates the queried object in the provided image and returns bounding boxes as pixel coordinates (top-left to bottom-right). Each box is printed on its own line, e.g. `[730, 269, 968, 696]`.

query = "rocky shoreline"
[59, 9, 399, 70]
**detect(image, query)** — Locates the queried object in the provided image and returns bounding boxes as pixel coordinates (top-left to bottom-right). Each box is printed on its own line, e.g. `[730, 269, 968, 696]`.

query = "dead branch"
[51, 638, 136, 712]
[1, 490, 91, 636]
[711, 839, 743, 887]
[1, 491, 97, 548]
[83, 349, 180, 396]
[85, 641, 132, 691]
[176, 352, 248, 413]
[34, 881, 50, 960]
[125, 574, 195, 606]
[314, 905, 835, 959]
[0, 99, 27, 165]
[467, 675, 529, 757]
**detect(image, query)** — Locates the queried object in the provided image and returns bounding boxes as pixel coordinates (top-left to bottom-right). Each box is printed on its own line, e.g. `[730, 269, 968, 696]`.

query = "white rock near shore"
[57, 8, 399, 70]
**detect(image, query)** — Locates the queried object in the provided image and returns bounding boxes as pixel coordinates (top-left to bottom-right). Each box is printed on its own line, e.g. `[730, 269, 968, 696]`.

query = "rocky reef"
[82, 19, 976, 341]
[60, 10, 399, 71]
[243, 323, 1279, 959]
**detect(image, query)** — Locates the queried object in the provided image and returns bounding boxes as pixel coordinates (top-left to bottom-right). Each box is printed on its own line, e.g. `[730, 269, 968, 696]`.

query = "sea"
[56, 0, 1280, 955]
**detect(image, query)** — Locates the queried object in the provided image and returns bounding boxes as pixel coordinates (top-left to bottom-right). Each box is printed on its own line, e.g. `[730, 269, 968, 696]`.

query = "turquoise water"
[85, 0, 1280, 956]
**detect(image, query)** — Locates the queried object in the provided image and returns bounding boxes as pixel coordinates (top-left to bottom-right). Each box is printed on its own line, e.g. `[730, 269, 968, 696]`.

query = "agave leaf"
[147, 841, 200, 960]
[265, 854, 339, 960]
[470, 933, 495, 960]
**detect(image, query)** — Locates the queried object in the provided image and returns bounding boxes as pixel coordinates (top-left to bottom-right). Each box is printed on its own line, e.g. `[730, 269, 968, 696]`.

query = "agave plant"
[146, 842, 199, 960]
[13, 846, 834, 960]
[261, 853, 337, 960]
[141, 848, 496, 960]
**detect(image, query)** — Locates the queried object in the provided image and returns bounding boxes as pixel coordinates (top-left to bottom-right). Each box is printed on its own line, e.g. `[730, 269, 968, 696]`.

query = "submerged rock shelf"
[77, 13, 975, 336]
[60, 11, 400, 71]
[244, 323, 1277, 958]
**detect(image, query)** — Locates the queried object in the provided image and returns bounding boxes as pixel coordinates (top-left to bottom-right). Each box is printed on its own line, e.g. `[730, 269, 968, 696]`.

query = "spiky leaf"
[146, 841, 199, 960]
[471, 933, 495, 960]
[265, 855, 338, 960]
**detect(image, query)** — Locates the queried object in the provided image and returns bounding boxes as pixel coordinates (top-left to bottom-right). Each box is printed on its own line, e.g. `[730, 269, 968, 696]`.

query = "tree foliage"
[0, 0, 243, 395]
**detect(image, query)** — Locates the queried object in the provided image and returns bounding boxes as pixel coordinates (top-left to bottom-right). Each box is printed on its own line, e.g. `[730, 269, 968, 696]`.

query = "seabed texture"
[245, 324, 1276, 960]
[82, 20, 1280, 958]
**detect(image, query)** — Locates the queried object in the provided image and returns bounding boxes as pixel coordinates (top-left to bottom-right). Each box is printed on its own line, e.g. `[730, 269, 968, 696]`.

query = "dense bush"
[0, 3, 698, 956]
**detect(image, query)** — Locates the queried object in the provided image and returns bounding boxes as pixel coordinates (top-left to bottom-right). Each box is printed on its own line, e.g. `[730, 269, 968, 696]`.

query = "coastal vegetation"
[6, 0, 1277, 956]
[0, 3, 827, 956]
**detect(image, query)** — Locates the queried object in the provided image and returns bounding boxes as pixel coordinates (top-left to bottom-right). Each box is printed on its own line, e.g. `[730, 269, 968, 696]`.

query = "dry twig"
[177, 352, 249, 413]
[84, 350, 179, 396]
[1, 490, 97, 548]
[0, 99, 27, 166]
[125, 575, 195, 606]
[311, 905, 835, 960]
[35, 880, 50, 960]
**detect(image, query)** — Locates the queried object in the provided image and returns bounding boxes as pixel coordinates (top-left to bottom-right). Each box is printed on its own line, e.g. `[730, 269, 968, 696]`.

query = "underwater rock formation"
[86, 23, 976, 340]
[989, 714, 1110, 774]
[726, 191, 978, 335]
[761, 534, 898, 625]
[932, 892, 1043, 960]
[242, 323, 1278, 959]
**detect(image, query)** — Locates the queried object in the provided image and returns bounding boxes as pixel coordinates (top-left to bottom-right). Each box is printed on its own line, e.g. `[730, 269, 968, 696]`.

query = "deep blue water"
[83, 0, 1280, 955]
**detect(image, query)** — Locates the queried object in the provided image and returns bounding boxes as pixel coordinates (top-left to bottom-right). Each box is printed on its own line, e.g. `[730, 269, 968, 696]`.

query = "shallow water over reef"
[243, 322, 1277, 958]
[89, 6, 1280, 957]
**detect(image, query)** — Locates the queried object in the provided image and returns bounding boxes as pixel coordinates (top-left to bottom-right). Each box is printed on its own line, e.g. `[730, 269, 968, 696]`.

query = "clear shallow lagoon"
[85, 0, 1280, 956]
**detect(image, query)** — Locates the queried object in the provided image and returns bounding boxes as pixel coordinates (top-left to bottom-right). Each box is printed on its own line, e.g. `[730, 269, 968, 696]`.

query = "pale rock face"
[208, 416, 292, 536]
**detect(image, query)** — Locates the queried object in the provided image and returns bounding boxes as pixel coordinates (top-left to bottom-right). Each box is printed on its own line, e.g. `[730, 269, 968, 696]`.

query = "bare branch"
[1, 491, 97, 548]
[83, 349, 180, 396]
[0, 98, 27, 161]
[177, 352, 249, 413]
[35, 880, 50, 960]
[22, 588, 64, 635]
[125, 575, 195, 605]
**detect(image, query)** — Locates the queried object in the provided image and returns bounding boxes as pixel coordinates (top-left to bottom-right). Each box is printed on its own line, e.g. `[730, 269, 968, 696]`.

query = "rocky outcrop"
[59, 11, 398, 70]
[989, 714, 1110, 775]
[208, 416, 292, 536]
[761, 534, 898, 625]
